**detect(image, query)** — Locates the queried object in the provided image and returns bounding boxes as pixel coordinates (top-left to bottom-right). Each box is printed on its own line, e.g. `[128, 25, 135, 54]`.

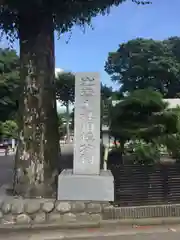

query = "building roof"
[112, 99, 180, 109]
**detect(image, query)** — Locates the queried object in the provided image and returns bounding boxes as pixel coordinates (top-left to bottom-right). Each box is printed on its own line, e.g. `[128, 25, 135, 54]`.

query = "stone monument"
[58, 72, 114, 201]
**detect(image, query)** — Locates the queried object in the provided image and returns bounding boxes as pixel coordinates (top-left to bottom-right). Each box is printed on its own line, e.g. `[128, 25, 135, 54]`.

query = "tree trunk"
[13, 10, 60, 198]
[66, 101, 70, 143]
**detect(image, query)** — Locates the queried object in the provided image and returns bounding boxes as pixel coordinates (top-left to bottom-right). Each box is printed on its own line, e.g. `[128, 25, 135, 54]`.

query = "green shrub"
[126, 141, 160, 164]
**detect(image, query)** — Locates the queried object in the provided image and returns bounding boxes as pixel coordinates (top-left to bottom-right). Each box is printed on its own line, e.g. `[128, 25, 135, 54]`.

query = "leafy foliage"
[55, 72, 75, 142]
[0, 1, 150, 40]
[101, 84, 123, 127]
[162, 134, 180, 160]
[105, 38, 180, 97]
[101, 84, 113, 100]
[70, 108, 74, 131]
[1, 120, 18, 139]
[57, 113, 67, 138]
[110, 89, 179, 144]
[0, 121, 2, 138]
[0, 48, 20, 121]
[55, 72, 75, 105]
[155, 107, 180, 160]
[126, 140, 161, 164]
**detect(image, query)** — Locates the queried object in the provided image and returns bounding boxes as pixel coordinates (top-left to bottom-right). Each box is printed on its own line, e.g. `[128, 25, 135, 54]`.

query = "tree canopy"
[55, 71, 75, 143]
[0, 48, 20, 122]
[0, 0, 150, 39]
[101, 84, 113, 100]
[55, 72, 75, 105]
[110, 89, 179, 146]
[105, 37, 180, 97]
[1, 120, 18, 139]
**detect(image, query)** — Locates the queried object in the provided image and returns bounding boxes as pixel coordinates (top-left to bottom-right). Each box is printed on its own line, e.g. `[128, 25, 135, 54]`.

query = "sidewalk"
[1, 223, 180, 240]
[1, 217, 180, 234]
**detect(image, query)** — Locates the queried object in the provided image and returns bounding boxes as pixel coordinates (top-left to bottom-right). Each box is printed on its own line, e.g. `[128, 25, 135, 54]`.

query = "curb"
[0, 222, 100, 233]
[100, 217, 180, 226]
[0, 217, 180, 233]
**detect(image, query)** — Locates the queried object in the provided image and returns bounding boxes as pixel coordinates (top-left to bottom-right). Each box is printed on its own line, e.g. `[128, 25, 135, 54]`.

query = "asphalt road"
[70, 233, 180, 240]
[1, 225, 180, 239]
[0, 144, 74, 194]
[0, 155, 14, 188]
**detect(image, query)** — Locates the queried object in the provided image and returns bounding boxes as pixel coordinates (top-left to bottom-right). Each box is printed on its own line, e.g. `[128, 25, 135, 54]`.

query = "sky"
[56, 0, 180, 89]
[0, 0, 180, 91]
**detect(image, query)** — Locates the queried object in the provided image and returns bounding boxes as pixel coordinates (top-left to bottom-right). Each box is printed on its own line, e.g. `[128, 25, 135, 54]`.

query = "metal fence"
[109, 163, 180, 206]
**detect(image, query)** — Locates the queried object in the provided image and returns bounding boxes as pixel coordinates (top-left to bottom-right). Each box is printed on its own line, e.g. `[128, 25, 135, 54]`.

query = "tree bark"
[66, 101, 70, 143]
[13, 10, 60, 198]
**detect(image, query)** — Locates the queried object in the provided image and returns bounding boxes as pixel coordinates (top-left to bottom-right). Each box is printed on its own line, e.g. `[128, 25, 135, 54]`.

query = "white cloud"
[55, 68, 63, 77]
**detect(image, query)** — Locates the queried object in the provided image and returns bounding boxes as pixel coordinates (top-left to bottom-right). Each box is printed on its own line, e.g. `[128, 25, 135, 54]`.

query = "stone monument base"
[58, 169, 114, 201]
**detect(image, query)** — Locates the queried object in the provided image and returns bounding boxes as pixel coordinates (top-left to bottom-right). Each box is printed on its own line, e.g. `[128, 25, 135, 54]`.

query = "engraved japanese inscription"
[74, 73, 100, 175]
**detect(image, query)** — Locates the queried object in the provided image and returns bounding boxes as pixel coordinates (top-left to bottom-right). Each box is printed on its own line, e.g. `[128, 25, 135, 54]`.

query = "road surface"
[0, 155, 14, 188]
[1, 225, 180, 239]
[0, 144, 74, 194]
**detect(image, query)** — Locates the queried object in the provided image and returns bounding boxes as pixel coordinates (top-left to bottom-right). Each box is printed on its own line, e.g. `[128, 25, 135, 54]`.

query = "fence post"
[161, 164, 169, 203]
